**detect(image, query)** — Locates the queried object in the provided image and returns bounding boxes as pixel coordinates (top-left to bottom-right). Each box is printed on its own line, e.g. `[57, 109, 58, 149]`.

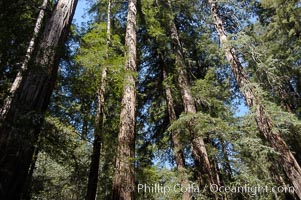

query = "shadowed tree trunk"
[86, 1, 111, 200]
[161, 58, 191, 200]
[0, 0, 78, 199]
[21, 142, 40, 200]
[112, 0, 137, 199]
[166, 1, 218, 195]
[208, 1, 301, 198]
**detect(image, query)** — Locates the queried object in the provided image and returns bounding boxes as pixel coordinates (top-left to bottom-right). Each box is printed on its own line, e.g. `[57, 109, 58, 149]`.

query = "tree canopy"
[0, 0, 300, 199]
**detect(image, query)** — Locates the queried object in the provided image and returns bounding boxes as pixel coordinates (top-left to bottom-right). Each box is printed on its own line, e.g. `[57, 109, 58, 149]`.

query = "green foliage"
[141, 0, 167, 40]
[31, 116, 90, 199]
[229, 113, 282, 200]
[1, 0, 300, 199]
[75, 22, 125, 94]
[32, 149, 89, 200]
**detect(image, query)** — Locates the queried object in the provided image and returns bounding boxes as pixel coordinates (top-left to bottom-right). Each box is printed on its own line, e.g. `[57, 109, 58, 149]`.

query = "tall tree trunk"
[85, 122, 102, 200]
[112, 0, 137, 199]
[167, 1, 217, 192]
[21, 144, 40, 200]
[211, 157, 222, 188]
[0, 0, 48, 119]
[0, 0, 78, 199]
[208, 1, 301, 198]
[86, 1, 111, 200]
[162, 60, 191, 200]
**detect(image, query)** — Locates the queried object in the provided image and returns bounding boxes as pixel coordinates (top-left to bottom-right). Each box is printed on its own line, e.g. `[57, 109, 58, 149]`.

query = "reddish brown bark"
[112, 0, 137, 199]
[208, 1, 301, 198]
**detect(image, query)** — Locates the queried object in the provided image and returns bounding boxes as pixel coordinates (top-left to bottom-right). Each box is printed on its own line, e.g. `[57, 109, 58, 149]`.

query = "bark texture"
[0, 0, 48, 120]
[162, 62, 191, 200]
[208, 1, 301, 199]
[86, 1, 111, 200]
[167, 3, 217, 191]
[0, 0, 78, 199]
[112, 0, 137, 199]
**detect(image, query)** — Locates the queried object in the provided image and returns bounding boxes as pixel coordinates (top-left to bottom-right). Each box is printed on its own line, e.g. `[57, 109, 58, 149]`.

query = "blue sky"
[74, 0, 89, 25]
[235, 103, 248, 117]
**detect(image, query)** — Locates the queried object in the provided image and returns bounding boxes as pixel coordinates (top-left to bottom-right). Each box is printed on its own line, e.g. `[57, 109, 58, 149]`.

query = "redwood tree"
[0, 0, 48, 120]
[112, 0, 137, 199]
[161, 56, 191, 200]
[0, 0, 78, 199]
[208, 1, 301, 198]
[86, 1, 111, 200]
[166, 0, 218, 192]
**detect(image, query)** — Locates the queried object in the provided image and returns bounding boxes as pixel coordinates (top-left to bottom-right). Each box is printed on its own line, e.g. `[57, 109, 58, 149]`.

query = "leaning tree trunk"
[167, 2, 217, 193]
[208, 1, 301, 199]
[0, 0, 48, 120]
[112, 0, 137, 199]
[0, 0, 78, 199]
[86, 1, 111, 200]
[162, 60, 191, 200]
